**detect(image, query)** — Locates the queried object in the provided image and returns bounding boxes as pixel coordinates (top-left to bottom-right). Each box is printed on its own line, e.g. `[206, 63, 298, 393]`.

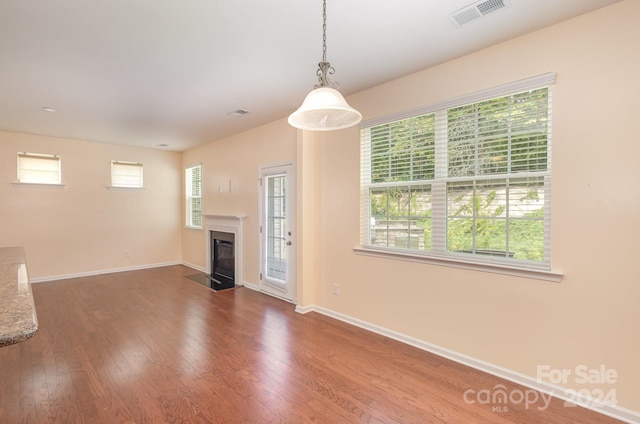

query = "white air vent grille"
[477, 0, 506, 15]
[450, 0, 510, 27]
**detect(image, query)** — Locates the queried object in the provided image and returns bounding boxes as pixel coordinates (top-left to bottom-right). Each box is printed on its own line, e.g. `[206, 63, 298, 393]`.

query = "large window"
[185, 165, 202, 228]
[360, 75, 553, 269]
[17, 152, 61, 184]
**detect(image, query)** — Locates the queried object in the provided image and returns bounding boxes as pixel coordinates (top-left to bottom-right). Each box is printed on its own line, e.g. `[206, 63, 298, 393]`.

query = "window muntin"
[17, 153, 61, 184]
[446, 177, 545, 261]
[361, 84, 551, 268]
[185, 165, 202, 228]
[369, 184, 432, 250]
[111, 161, 143, 188]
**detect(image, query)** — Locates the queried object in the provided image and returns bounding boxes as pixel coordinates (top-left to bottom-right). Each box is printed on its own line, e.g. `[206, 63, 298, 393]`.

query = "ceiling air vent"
[449, 0, 511, 27]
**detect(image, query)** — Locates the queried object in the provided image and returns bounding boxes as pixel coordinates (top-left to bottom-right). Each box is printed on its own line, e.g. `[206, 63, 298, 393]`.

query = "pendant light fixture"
[288, 0, 362, 131]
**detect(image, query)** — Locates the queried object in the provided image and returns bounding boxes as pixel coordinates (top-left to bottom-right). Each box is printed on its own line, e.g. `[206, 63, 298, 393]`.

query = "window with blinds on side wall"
[360, 73, 554, 270]
[17, 152, 61, 185]
[185, 164, 202, 228]
[111, 161, 143, 188]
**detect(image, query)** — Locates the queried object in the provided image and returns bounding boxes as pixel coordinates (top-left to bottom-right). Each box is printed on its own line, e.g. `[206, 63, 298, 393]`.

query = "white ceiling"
[0, 0, 621, 151]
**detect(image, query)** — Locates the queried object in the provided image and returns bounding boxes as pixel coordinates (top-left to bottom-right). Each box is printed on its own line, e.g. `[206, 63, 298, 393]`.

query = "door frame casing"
[258, 161, 296, 303]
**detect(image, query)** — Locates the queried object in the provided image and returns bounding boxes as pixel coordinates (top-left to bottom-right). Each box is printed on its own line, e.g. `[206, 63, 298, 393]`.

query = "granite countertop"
[0, 247, 38, 347]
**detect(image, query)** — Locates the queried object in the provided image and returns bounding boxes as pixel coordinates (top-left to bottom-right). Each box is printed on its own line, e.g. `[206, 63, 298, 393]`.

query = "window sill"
[106, 186, 145, 191]
[12, 182, 65, 189]
[184, 225, 203, 231]
[353, 247, 563, 283]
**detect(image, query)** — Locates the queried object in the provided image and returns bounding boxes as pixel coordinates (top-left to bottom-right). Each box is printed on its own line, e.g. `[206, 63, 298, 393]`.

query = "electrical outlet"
[124, 250, 130, 258]
[332, 283, 340, 295]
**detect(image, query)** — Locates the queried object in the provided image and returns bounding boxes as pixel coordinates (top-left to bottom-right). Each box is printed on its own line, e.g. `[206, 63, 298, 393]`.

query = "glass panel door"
[266, 174, 287, 282]
[260, 162, 296, 302]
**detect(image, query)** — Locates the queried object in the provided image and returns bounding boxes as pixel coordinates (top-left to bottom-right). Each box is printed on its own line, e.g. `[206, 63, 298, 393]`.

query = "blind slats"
[111, 161, 143, 188]
[186, 165, 202, 228]
[17, 153, 61, 184]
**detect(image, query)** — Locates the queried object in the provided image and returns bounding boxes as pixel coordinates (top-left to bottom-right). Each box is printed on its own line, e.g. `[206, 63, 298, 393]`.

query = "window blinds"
[186, 165, 202, 227]
[17, 153, 61, 184]
[360, 73, 554, 268]
[111, 161, 143, 188]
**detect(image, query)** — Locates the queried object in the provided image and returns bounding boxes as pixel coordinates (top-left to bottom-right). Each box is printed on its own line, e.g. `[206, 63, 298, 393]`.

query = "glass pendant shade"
[288, 86, 362, 131]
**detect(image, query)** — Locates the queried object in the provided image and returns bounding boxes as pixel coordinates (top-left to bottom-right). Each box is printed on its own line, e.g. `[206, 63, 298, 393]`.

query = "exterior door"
[260, 163, 296, 302]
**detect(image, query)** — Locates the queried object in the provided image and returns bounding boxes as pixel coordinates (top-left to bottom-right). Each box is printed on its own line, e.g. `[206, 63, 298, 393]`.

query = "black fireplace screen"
[211, 231, 235, 290]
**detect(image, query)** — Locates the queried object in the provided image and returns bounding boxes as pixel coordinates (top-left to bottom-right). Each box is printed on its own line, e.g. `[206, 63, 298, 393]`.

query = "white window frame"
[110, 160, 144, 189]
[357, 73, 563, 282]
[185, 164, 202, 229]
[15, 152, 63, 186]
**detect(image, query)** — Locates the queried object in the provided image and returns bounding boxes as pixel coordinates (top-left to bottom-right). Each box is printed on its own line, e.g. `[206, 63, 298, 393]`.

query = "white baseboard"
[242, 281, 260, 291]
[181, 261, 206, 273]
[296, 304, 640, 424]
[30, 261, 182, 283]
[294, 304, 315, 314]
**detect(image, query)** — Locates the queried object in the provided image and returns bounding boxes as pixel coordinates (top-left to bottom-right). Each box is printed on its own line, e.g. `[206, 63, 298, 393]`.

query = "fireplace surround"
[204, 215, 244, 289]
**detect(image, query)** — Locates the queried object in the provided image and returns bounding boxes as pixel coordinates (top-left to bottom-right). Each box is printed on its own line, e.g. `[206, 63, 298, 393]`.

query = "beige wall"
[181, 119, 297, 282]
[300, 0, 638, 412]
[179, 1, 639, 412]
[0, 130, 182, 279]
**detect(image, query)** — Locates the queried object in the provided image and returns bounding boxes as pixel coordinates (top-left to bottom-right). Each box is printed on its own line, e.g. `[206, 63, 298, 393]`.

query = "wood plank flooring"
[0, 265, 625, 423]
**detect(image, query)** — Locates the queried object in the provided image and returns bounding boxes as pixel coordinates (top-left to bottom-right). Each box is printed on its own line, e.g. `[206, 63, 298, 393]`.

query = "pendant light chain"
[316, 0, 336, 88]
[322, 0, 327, 63]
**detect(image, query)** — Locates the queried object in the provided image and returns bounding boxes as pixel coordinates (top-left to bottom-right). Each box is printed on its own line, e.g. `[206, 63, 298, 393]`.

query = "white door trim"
[259, 162, 296, 303]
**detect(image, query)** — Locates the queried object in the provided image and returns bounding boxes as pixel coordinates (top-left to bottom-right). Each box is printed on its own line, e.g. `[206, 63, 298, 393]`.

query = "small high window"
[17, 152, 61, 184]
[111, 161, 143, 188]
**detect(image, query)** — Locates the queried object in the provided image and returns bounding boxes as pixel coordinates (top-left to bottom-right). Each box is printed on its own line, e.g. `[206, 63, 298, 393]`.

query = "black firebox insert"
[210, 231, 235, 290]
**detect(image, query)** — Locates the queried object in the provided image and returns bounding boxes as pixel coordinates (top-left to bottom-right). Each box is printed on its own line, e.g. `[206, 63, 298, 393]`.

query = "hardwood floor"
[0, 265, 624, 423]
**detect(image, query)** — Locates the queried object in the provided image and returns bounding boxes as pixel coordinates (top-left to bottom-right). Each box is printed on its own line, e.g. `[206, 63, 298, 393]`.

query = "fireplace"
[210, 231, 235, 290]
[203, 214, 245, 289]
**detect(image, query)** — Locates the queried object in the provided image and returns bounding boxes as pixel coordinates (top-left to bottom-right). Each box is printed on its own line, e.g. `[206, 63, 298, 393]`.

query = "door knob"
[286, 241, 292, 246]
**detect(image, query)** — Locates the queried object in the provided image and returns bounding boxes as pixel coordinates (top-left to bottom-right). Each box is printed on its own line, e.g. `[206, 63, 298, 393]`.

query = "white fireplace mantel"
[203, 214, 245, 286]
